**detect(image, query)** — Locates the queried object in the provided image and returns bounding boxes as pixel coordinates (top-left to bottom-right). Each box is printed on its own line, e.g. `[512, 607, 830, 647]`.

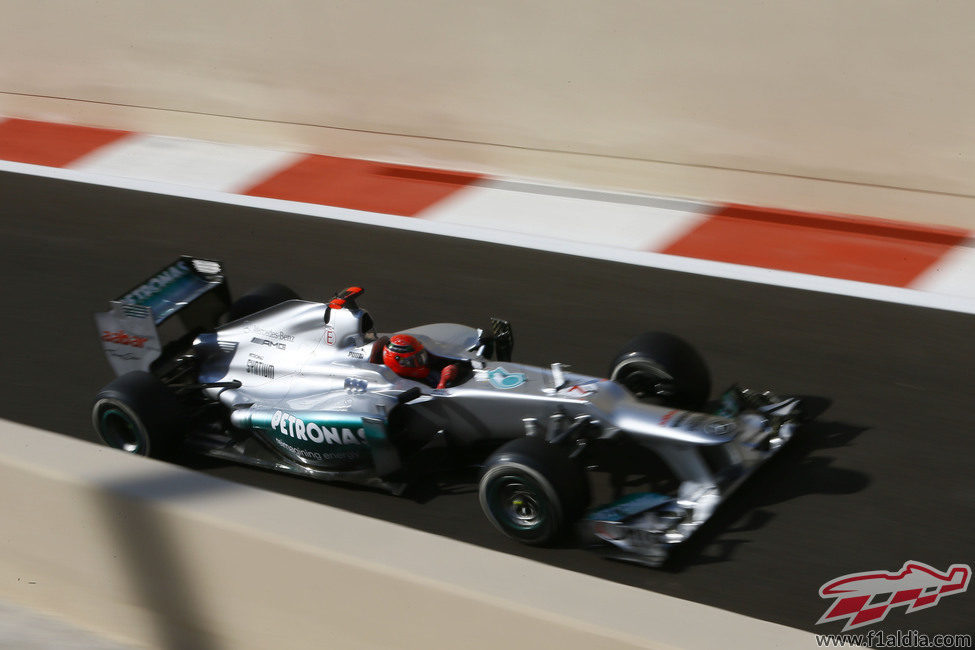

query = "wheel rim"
[488, 475, 548, 533]
[616, 362, 676, 401]
[98, 406, 147, 454]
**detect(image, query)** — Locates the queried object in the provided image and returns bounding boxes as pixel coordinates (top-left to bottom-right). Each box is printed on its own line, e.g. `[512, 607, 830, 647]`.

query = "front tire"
[92, 371, 184, 459]
[479, 437, 589, 546]
[609, 331, 711, 411]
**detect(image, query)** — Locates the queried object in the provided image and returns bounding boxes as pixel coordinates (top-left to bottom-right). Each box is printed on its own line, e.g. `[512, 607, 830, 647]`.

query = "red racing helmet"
[383, 334, 430, 380]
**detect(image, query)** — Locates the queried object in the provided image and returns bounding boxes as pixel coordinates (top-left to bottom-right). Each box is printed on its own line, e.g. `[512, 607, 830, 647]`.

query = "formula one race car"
[93, 257, 801, 566]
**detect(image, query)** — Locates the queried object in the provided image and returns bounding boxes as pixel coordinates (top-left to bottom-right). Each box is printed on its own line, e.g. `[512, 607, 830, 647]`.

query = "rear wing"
[95, 257, 230, 376]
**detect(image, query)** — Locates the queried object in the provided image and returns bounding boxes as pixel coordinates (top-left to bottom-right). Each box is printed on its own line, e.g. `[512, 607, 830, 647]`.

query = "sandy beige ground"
[3, 1, 975, 230]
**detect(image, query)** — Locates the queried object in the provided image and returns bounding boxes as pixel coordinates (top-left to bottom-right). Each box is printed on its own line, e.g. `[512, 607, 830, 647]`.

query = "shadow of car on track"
[170, 396, 872, 569]
[661, 396, 871, 569]
[389, 396, 876, 565]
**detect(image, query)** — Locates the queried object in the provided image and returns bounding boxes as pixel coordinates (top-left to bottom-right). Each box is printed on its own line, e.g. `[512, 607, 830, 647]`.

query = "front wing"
[581, 388, 802, 566]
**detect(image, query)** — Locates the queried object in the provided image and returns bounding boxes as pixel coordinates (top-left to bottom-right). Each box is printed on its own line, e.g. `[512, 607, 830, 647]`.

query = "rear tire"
[227, 283, 299, 321]
[609, 332, 711, 411]
[92, 371, 185, 459]
[479, 436, 589, 546]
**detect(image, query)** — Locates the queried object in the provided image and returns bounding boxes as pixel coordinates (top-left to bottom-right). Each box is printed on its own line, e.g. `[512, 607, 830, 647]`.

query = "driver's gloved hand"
[437, 364, 459, 390]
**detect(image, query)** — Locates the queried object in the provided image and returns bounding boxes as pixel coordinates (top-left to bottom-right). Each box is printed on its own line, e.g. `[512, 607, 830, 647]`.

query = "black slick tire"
[91, 371, 184, 459]
[609, 331, 711, 411]
[227, 283, 300, 322]
[478, 436, 589, 546]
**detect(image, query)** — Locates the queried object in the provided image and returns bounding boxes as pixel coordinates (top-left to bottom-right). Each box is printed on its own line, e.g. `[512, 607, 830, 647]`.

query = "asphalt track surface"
[2, 169, 973, 638]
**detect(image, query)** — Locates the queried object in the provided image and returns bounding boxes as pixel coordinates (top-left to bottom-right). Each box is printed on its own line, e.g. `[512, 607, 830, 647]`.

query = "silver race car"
[93, 257, 801, 566]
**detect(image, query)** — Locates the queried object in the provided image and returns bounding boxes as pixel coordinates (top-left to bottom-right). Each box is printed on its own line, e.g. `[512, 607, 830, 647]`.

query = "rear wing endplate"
[95, 257, 229, 376]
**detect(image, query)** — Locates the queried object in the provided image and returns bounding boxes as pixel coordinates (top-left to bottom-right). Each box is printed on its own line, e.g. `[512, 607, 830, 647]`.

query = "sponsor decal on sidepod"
[269, 410, 366, 446]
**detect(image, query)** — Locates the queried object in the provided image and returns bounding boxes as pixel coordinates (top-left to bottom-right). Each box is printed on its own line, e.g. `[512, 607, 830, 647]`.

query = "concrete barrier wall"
[0, 419, 816, 649]
[3, 1, 975, 218]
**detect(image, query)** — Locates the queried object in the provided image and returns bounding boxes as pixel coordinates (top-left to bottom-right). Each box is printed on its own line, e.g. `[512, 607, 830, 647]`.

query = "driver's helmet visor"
[398, 349, 429, 368]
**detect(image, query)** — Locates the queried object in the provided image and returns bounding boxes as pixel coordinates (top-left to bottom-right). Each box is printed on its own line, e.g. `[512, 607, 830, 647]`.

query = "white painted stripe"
[478, 178, 717, 214]
[421, 181, 710, 251]
[4, 158, 975, 315]
[911, 242, 975, 299]
[66, 134, 302, 193]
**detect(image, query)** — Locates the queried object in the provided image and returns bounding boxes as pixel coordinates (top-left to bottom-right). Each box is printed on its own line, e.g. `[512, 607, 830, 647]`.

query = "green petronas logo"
[487, 367, 526, 389]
